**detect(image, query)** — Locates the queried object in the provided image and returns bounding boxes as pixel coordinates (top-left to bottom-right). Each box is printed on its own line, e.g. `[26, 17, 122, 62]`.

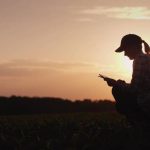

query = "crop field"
[0, 112, 149, 150]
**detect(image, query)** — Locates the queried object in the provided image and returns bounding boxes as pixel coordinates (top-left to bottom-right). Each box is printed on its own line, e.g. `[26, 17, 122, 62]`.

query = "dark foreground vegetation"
[0, 96, 149, 150]
[0, 112, 149, 150]
[0, 96, 115, 115]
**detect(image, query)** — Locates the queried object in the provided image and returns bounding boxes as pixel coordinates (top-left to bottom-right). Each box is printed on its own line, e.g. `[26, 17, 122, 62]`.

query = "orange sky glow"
[0, 0, 150, 100]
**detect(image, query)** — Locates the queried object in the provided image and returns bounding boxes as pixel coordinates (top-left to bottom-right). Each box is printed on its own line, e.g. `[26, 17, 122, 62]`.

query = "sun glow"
[123, 57, 133, 72]
[114, 55, 133, 82]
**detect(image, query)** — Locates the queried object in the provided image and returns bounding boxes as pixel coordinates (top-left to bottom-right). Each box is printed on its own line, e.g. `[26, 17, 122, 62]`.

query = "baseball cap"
[115, 34, 142, 52]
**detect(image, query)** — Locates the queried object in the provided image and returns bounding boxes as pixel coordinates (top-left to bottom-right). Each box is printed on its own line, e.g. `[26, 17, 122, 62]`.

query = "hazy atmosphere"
[1, 0, 150, 100]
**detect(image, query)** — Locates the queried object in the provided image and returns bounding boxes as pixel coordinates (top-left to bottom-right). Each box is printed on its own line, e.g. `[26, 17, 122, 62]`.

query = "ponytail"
[142, 40, 150, 54]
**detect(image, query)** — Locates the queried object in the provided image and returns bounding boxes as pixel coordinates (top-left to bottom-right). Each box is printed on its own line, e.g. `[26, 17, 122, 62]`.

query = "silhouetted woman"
[106, 34, 150, 123]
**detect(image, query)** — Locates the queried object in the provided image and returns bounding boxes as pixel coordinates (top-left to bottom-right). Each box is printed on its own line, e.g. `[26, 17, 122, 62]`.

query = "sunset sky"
[0, 0, 150, 100]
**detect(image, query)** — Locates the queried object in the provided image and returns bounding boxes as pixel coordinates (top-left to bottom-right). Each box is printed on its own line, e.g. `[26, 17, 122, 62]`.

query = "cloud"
[80, 6, 150, 20]
[0, 59, 101, 77]
[75, 18, 94, 22]
[0, 59, 127, 80]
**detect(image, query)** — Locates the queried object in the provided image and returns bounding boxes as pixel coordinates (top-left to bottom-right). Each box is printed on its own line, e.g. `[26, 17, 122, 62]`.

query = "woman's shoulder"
[142, 54, 150, 62]
[136, 53, 150, 60]
[134, 54, 150, 65]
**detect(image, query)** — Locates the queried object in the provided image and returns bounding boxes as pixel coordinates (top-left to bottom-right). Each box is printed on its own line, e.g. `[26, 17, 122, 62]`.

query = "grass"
[0, 112, 149, 150]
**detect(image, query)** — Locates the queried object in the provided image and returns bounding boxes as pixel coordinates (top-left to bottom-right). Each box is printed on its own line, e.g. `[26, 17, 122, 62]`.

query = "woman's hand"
[116, 79, 126, 86]
[105, 78, 117, 87]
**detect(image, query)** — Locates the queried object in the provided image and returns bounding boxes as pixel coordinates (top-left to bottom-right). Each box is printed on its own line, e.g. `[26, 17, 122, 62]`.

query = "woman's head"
[115, 34, 150, 59]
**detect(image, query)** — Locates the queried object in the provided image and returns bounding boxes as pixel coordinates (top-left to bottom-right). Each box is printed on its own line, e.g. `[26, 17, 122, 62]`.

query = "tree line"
[0, 96, 116, 115]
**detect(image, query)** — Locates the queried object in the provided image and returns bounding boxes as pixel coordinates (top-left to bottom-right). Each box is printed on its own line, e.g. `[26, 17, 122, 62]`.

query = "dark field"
[0, 112, 149, 150]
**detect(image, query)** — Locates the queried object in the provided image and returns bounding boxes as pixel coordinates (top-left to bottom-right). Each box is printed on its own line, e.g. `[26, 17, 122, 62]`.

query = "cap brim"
[115, 46, 124, 52]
